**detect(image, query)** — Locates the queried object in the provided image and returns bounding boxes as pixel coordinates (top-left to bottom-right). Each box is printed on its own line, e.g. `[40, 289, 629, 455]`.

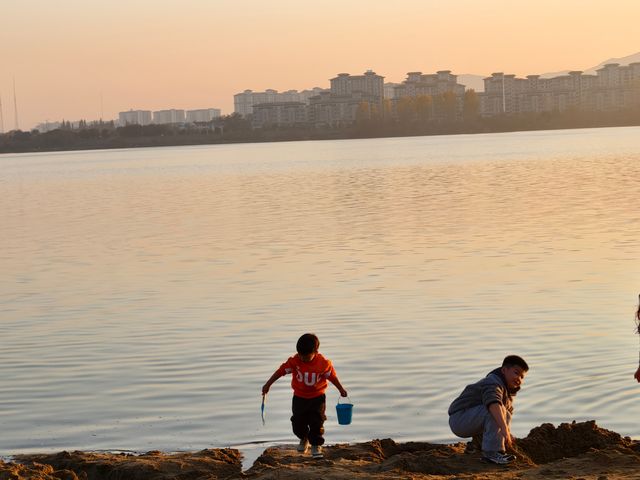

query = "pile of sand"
[12, 449, 242, 480]
[0, 460, 79, 480]
[4, 421, 640, 480]
[516, 420, 632, 464]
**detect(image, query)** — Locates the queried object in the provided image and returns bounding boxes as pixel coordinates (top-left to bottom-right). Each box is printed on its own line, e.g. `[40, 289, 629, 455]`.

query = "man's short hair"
[296, 333, 320, 355]
[502, 355, 529, 371]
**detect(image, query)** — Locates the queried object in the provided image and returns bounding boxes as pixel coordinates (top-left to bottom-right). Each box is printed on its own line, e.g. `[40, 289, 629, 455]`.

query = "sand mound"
[0, 460, 80, 480]
[249, 438, 533, 477]
[516, 420, 632, 464]
[17, 449, 242, 480]
[6, 421, 640, 480]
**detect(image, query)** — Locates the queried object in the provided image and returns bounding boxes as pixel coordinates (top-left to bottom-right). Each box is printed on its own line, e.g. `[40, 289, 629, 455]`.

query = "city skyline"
[2, 0, 640, 130]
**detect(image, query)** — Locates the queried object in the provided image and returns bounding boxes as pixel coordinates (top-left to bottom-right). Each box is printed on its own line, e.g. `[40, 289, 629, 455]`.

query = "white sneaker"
[311, 445, 323, 459]
[297, 438, 309, 453]
[481, 451, 515, 465]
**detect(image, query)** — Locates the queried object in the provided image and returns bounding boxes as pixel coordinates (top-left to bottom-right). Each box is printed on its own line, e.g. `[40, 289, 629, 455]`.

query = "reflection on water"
[1, 127, 640, 454]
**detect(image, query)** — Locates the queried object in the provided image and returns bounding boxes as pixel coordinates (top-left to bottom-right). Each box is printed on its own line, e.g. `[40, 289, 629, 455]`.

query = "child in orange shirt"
[262, 333, 348, 459]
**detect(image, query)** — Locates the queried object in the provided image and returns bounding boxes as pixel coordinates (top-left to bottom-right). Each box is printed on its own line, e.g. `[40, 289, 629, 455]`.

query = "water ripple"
[1, 127, 640, 454]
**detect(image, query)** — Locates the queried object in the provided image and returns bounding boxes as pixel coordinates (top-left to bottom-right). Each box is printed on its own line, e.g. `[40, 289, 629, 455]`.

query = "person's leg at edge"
[307, 394, 326, 446]
[482, 408, 511, 453]
[449, 405, 486, 442]
[291, 396, 310, 441]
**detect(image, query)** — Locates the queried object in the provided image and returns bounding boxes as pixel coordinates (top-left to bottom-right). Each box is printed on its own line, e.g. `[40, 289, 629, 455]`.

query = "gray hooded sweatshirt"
[447, 367, 518, 416]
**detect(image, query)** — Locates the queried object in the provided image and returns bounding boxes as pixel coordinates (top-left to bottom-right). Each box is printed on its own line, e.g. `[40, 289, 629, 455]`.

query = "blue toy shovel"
[261, 393, 267, 425]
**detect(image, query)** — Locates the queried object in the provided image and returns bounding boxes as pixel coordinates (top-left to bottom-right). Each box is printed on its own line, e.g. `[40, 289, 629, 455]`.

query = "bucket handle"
[337, 395, 352, 405]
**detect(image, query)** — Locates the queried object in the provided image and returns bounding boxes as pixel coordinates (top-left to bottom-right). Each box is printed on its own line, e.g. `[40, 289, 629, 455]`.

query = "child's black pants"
[291, 394, 326, 446]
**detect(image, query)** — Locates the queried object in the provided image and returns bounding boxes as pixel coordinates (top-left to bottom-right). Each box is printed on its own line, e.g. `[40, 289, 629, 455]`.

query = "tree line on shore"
[2, 100, 640, 154]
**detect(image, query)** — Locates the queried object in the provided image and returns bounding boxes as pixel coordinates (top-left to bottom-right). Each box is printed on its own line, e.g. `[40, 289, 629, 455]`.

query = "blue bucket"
[336, 397, 353, 425]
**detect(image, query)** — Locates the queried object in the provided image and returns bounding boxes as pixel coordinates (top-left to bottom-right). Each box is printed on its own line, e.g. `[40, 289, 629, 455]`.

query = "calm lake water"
[2, 127, 640, 458]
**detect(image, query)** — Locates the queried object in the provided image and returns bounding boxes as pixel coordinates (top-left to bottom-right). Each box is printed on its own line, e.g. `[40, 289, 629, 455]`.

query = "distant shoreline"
[2, 111, 640, 155]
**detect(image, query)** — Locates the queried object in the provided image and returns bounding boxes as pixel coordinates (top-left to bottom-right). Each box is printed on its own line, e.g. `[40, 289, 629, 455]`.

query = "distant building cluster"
[245, 70, 470, 128]
[479, 62, 640, 116]
[233, 89, 326, 117]
[119, 110, 152, 126]
[28, 60, 640, 132]
[389, 70, 467, 120]
[307, 71, 385, 127]
[236, 62, 640, 128]
[117, 108, 221, 126]
[249, 71, 389, 128]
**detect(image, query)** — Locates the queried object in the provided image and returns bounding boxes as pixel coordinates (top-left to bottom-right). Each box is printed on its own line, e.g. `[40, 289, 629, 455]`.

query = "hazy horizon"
[2, 0, 640, 130]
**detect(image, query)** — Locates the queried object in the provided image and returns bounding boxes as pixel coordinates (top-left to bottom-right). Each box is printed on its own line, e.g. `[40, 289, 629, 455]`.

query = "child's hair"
[502, 355, 529, 372]
[296, 333, 320, 355]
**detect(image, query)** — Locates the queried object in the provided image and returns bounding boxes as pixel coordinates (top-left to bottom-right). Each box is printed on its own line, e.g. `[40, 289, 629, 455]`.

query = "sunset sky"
[2, 0, 640, 130]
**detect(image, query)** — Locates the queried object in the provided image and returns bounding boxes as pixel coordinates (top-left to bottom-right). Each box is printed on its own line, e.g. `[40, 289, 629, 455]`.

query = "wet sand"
[4, 421, 640, 480]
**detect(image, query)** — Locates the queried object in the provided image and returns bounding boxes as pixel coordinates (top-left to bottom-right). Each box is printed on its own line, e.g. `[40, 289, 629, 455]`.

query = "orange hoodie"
[277, 353, 337, 399]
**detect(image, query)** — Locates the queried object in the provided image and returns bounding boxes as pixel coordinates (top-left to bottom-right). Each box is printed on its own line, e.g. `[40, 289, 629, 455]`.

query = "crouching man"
[448, 355, 529, 465]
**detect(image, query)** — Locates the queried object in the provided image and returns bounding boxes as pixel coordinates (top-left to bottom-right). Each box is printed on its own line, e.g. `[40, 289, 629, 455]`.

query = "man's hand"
[634, 366, 640, 383]
[339, 388, 348, 397]
[501, 429, 513, 449]
[488, 403, 512, 451]
[262, 384, 270, 395]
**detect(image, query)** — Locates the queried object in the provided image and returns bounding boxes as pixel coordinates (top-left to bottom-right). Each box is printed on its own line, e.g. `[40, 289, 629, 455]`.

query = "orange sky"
[1, 0, 639, 130]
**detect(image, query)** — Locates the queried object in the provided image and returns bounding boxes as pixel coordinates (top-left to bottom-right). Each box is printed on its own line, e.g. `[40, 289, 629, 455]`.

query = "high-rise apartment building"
[185, 108, 221, 123]
[118, 110, 152, 126]
[479, 62, 640, 116]
[234, 88, 325, 117]
[390, 70, 467, 120]
[394, 71, 465, 98]
[304, 71, 385, 127]
[153, 109, 186, 124]
[384, 83, 401, 99]
[252, 102, 307, 128]
[329, 70, 384, 103]
[307, 91, 374, 127]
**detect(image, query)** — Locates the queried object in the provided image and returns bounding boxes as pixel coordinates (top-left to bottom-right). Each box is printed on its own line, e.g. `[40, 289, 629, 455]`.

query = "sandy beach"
[3, 421, 640, 480]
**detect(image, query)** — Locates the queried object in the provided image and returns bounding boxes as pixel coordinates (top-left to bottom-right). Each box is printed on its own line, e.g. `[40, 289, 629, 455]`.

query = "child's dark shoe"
[311, 445, 323, 459]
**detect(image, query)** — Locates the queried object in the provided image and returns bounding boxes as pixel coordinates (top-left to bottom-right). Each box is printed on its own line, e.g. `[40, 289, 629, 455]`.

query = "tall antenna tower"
[13, 77, 20, 131]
